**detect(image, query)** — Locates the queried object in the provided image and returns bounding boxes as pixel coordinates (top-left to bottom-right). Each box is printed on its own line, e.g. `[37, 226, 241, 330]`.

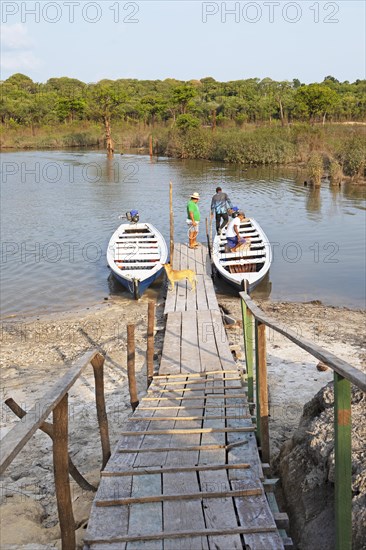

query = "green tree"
[294, 84, 339, 123]
[87, 83, 126, 155]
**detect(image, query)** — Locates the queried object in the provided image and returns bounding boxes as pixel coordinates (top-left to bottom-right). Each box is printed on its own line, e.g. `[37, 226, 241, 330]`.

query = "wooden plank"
[141, 394, 248, 401]
[203, 274, 220, 311]
[138, 404, 250, 411]
[0, 350, 99, 474]
[180, 310, 201, 374]
[84, 476, 132, 545]
[131, 385, 186, 469]
[154, 369, 238, 379]
[195, 274, 208, 311]
[210, 310, 237, 372]
[232, 479, 285, 549]
[101, 463, 251, 477]
[159, 312, 181, 374]
[194, 245, 206, 275]
[199, 394, 243, 549]
[163, 471, 209, 550]
[126, 474, 163, 550]
[186, 246, 198, 311]
[164, 244, 181, 314]
[152, 376, 241, 386]
[147, 384, 243, 393]
[174, 243, 188, 313]
[239, 291, 366, 391]
[197, 310, 222, 372]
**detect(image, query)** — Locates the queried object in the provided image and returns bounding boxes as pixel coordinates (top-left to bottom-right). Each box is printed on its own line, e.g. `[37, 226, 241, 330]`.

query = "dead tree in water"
[89, 83, 125, 157]
[104, 115, 114, 156]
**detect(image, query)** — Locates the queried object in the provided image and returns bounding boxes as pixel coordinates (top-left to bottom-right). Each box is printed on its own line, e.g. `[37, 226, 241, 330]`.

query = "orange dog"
[162, 263, 197, 292]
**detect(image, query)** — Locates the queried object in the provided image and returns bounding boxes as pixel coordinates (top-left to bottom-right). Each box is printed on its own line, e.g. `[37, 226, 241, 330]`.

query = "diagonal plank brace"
[119, 427, 255, 436]
[96, 487, 263, 507]
[84, 525, 278, 544]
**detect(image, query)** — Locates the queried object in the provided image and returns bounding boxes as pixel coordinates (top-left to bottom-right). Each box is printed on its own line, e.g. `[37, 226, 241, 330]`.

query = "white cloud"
[1, 23, 33, 50]
[0, 24, 40, 74]
[1, 51, 40, 71]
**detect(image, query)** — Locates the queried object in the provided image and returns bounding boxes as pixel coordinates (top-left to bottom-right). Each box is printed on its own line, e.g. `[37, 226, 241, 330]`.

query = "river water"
[1, 150, 365, 317]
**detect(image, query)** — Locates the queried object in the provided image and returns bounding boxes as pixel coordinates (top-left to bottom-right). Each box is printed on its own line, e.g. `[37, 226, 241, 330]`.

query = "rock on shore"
[275, 384, 365, 550]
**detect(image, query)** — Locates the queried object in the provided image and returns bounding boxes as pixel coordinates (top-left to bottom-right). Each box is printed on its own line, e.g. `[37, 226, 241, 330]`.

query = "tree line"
[1, 73, 366, 133]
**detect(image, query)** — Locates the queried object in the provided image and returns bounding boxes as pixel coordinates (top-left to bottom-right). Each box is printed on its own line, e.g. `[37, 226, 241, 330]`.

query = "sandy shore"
[0, 291, 365, 548]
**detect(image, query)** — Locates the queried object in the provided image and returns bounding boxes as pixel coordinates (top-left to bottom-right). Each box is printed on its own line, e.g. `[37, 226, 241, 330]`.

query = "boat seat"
[228, 263, 257, 274]
[115, 261, 160, 269]
[220, 250, 266, 259]
[222, 258, 265, 266]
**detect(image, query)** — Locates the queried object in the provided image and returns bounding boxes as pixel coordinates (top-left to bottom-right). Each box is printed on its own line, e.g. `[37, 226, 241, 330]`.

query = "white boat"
[212, 218, 271, 292]
[107, 218, 168, 299]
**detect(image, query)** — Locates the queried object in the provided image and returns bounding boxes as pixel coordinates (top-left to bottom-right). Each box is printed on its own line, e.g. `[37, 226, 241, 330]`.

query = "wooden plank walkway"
[84, 244, 286, 550]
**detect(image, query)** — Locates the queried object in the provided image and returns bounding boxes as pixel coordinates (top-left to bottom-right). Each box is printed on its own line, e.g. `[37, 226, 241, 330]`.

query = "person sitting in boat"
[225, 211, 250, 252]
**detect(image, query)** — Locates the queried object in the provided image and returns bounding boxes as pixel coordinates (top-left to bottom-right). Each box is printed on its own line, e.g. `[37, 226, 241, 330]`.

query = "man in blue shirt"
[210, 187, 233, 234]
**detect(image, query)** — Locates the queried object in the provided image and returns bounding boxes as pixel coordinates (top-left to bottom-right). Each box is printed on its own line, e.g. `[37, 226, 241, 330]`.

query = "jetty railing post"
[256, 320, 270, 463]
[127, 324, 139, 412]
[241, 295, 254, 404]
[91, 354, 111, 470]
[254, 321, 261, 446]
[169, 181, 174, 265]
[53, 393, 76, 550]
[147, 301, 155, 388]
[334, 372, 352, 550]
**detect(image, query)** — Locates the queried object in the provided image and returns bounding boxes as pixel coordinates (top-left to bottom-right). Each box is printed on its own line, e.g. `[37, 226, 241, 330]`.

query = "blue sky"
[1, 1, 365, 83]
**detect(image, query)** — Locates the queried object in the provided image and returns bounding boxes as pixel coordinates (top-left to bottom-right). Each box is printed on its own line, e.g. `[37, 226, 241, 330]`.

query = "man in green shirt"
[186, 192, 200, 249]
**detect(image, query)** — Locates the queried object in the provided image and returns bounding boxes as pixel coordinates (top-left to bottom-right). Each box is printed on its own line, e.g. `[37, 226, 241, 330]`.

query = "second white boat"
[212, 218, 271, 292]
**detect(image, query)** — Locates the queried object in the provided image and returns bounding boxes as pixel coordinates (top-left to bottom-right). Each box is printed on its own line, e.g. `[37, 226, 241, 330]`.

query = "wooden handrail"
[240, 290, 362, 550]
[240, 291, 366, 391]
[0, 350, 101, 474]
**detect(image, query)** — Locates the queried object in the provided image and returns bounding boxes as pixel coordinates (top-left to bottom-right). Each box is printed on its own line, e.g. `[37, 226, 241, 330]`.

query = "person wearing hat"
[187, 192, 201, 249]
[210, 186, 233, 235]
[225, 210, 250, 252]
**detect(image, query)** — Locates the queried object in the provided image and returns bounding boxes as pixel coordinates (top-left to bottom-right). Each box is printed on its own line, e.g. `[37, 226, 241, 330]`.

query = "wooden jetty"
[84, 244, 289, 549]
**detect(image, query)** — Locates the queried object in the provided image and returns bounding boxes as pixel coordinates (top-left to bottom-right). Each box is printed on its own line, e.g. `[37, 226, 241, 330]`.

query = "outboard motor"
[126, 210, 139, 223]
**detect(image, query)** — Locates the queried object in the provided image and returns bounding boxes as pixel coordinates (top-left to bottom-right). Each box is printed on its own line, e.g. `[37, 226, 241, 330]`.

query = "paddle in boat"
[107, 211, 168, 299]
[212, 217, 271, 293]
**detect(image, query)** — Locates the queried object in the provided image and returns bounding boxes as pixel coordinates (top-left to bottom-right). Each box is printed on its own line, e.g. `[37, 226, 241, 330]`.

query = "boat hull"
[112, 267, 164, 299]
[212, 218, 271, 294]
[107, 221, 168, 299]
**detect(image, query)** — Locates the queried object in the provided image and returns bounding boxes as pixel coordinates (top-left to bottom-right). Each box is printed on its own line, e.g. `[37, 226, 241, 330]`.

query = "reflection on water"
[306, 187, 322, 219]
[1, 150, 365, 316]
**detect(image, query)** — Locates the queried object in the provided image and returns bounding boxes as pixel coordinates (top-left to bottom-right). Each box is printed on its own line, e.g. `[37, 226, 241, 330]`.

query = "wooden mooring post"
[53, 394, 75, 550]
[334, 372, 352, 550]
[146, 301, 155, 388]
[149, 134, 153, 158]
[127, 324, 139, 411]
